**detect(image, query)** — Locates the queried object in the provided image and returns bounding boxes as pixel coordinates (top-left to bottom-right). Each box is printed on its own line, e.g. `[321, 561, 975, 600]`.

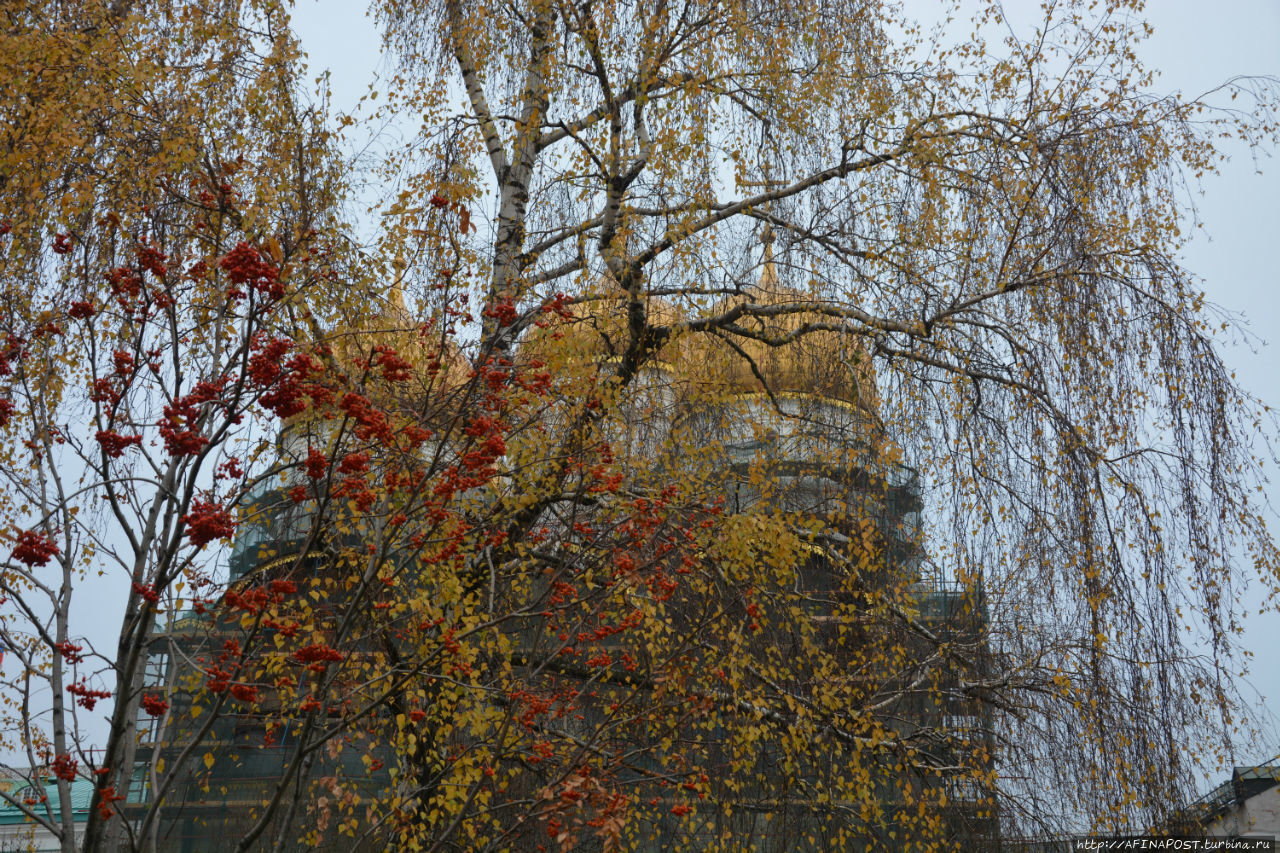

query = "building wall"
[0, 824, 85, 853]
[1205, 785, 1280, 838]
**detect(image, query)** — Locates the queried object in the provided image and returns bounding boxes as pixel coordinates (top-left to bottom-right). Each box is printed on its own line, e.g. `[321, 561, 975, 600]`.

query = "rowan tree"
[0, 0, 1277, 851]
[0, 1, 350, 850]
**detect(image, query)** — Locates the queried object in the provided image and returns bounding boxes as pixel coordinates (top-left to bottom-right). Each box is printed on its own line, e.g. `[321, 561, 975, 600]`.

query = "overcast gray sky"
[289, 0, 1280, 780]
[1137, 1, 1280, 766]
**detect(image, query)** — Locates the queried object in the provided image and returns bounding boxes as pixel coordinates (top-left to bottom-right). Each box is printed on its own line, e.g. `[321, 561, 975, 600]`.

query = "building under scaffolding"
[127, 247, 998, 851]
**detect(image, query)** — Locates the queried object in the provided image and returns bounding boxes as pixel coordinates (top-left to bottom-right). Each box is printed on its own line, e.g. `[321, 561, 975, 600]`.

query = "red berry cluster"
[180, 499, 235, 547]
[140, 693, 169, 717]
[10, 529, 59, 567]
[219, 242, 283, 301]
[51, 754, 77, 782]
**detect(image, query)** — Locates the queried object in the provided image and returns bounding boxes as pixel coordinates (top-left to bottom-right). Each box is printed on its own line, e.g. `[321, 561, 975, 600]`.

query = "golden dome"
[519, 278, 686, 369]
[687, 233, 880, 417]
[282, 271, 469, 436]
[518, 251, 878, 420]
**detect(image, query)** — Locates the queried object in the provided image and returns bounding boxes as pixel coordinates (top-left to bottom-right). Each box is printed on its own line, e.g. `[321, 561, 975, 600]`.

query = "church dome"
[685, 232, 880, 419]
[519, 278, 686, 369]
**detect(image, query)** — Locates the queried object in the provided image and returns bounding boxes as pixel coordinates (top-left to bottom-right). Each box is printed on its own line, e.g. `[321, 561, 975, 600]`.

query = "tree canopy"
[0, 0, 1277, 850]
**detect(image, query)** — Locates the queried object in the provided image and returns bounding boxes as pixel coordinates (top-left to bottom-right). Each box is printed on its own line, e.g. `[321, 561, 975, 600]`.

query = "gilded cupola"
[687, 228, 880, 419]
